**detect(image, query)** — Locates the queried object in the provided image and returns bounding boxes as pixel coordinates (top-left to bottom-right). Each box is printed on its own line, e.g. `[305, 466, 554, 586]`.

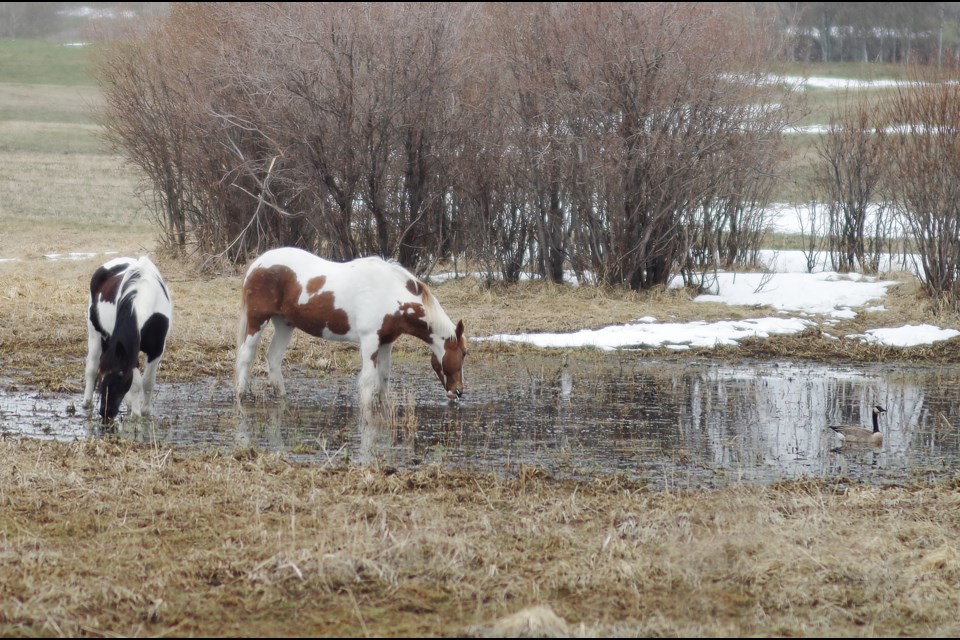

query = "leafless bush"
[794, 200, 826, 273]
[556, 3, 795, 290]
[94, 3, 795, 284]
[95, 3, 468, 270]
[881, 73, 960, 310]
[814, 95, 892, 274]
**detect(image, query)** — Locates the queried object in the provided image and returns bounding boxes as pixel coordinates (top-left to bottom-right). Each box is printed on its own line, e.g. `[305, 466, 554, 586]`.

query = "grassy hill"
[0, 38, 98, 85]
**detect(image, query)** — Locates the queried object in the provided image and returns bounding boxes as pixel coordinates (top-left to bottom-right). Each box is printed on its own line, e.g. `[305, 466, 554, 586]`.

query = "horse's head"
[97, 340, 135, 423]
[431, 320, 467, 400]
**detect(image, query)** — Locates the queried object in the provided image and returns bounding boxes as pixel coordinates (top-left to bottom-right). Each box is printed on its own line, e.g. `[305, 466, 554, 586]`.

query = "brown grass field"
[3, 61, 960, 637]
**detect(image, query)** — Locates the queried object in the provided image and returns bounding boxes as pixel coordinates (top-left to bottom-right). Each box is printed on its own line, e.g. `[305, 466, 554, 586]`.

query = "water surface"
[3, 356, 960, 490]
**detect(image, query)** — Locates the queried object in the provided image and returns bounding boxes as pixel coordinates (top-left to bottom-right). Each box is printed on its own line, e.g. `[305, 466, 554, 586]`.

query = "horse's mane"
[88, 260, 130, 339]
[102, 284, 142, 375]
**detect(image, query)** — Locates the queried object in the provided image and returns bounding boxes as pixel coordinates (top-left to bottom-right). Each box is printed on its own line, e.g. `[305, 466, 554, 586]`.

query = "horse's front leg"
[236, 322, 265, 400]
[82, 325, 101, 409]
[140, 356, 162, 416]
[125, 368, 144, 418]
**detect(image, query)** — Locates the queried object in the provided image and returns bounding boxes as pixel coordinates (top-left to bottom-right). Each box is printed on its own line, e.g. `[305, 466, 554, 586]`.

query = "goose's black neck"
[872, 411, 880, 433]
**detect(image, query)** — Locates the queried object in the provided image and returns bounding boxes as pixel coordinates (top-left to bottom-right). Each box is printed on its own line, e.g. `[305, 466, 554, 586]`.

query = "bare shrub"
[453, 14, 534, 285]
[95, 3, 467, 270]
[560, 3, 795, 290]
[881, 72, 960, 310]
[814, 94, 893, 274]
[795, 200, 827, 273]
[94, 3, 795, 284]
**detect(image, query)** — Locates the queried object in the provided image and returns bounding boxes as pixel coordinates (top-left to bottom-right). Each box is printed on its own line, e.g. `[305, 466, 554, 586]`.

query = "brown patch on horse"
[91, 269, 125, 304]
[406, 278, 423, 297]
[378, 302, 431, 345]
[306, 275, 326, 294]
[433, 320, 468, 396]
[243, 265, 350, 338]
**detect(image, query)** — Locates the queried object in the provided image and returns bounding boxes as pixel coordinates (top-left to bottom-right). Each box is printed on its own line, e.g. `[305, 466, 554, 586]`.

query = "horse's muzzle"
[447, 388, 462, 400]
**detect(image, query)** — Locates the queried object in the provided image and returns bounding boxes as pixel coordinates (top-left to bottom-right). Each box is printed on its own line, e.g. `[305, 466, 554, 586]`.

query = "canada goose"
[829, 404, 886, 445]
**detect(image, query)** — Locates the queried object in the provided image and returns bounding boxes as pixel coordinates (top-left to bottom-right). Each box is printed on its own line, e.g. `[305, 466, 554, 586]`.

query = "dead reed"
[1, 437, 959, 637]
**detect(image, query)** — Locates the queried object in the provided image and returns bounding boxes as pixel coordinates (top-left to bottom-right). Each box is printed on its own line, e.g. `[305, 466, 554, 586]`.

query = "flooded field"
[3, 355, 960, 490]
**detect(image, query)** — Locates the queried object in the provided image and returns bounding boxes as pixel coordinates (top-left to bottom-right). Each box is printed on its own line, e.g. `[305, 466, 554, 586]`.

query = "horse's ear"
[456, 320, 464, 339]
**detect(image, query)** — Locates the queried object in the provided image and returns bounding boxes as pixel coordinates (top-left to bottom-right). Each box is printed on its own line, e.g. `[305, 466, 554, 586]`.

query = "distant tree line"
[780, 2, 960, 66]
[0, 2, 167, 40]
[95, 2, 796, 290]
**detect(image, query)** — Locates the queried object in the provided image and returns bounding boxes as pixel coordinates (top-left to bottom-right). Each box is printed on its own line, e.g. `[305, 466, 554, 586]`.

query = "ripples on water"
[3, 357, 960, 490]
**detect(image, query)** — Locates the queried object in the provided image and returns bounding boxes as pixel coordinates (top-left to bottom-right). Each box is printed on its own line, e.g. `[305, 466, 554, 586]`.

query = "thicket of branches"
[803, 69, 960, 311]
[93, 2, 795, 289]
[813, 96, 894, 274]
[881, 75, 960, 310]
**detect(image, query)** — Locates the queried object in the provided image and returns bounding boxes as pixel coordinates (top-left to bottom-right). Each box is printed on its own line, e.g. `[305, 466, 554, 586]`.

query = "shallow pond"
[3, 355, 960, 490]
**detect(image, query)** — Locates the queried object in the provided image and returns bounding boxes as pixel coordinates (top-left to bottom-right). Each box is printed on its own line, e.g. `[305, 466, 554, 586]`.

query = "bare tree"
[794, 200, 827, 273]
[787, 2, 960, 64]
[95, 3, 467, 270]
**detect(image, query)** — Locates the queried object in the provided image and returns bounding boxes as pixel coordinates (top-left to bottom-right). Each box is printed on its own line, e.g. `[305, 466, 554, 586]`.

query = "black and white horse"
[83, 256, 173, 423]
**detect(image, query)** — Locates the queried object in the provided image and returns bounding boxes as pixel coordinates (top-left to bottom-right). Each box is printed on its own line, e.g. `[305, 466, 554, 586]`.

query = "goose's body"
[830, 405, 886, 446]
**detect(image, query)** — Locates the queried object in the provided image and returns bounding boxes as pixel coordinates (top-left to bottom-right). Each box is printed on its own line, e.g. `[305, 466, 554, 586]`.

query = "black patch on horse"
[158, 278, 170, 303]
[88, 262, 129, 338]
[97, 288, 142, 421]
[140, 313, 169, 362]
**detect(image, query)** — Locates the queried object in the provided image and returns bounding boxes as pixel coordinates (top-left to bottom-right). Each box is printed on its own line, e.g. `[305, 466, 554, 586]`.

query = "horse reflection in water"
[233, 392, 445, 469]
[235, 247, 467, 414]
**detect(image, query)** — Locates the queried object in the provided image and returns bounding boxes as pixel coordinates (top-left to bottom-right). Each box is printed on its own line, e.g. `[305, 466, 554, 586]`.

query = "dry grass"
[6, 218, 960, 636]
[1, 438, 960, 637]
[3, 238, 960, 394]
[0, 152, 150, 232]
[5, 62, 960, 636]
[0, 82, 103, 123]
[3, 218, 960, 633]
[5, 244, 960, 396]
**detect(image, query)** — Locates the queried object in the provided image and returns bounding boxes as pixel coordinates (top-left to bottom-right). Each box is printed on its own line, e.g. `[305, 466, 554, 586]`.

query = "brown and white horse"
[235, 247, 466, 408]
[83, 256, 173, 423]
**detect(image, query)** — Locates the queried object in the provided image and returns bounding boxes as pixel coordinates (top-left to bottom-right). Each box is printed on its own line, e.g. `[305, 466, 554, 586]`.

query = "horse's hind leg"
[236, 324, 265, 399]
[82, 323, 101, 409]
[358, 336, 384, 411]
[265, 317, 294, 397]
[377, 343, 393, 397]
